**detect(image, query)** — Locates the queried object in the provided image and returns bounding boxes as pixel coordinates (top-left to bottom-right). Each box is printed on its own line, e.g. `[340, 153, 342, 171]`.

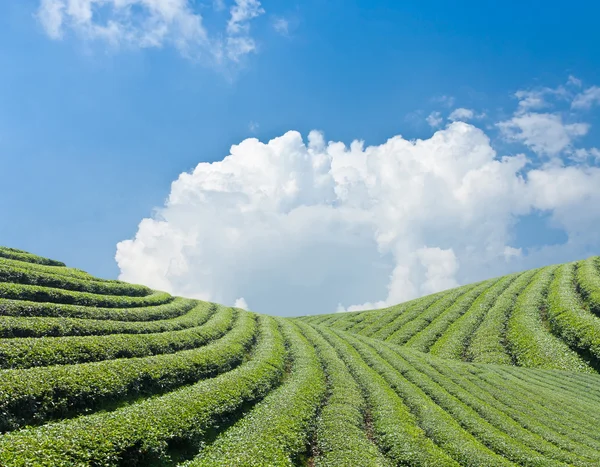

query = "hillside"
[1, 246, 600, 466]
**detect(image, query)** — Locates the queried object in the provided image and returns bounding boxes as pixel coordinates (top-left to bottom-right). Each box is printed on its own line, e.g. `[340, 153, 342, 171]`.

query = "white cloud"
[567, 75, 582, 88]
[417, 247, 459, 295]
[448, 108, 474, 122]
[225, 0, 264, 60]
[272, 17, 289, 35]
[248, 121, 259, 132]
[37, 0, 64, 39]
[498, 112, 589, 157]
[228, 0, 264, 34]
[116, 122, 600, 316]
[514, 90, 550, 114]
[572, 86, 600, 110]
[426, 111, 443, 128]
[36, 0, 265, 63]
[234, 297, 249, 310]
[513, 81, 573, 115]
[570, 147, 600, 163]
[588, 148, 600, 160]
[503, 246, 522, 260]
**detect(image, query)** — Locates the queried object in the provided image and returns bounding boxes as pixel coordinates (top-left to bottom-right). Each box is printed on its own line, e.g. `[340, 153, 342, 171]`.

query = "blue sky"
[1, 0, 600, 315]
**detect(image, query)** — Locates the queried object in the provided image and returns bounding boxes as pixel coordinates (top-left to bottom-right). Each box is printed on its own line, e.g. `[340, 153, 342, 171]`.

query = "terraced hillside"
[300, 259, 600, 373]
[1, 245, 600, 466]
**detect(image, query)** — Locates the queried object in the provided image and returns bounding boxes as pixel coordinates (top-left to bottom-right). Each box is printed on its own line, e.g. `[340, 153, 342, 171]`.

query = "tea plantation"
[1, 245, 600, 466]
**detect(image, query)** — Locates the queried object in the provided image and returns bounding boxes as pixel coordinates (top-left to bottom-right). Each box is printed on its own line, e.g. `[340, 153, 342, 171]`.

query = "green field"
[1, 245, 600, 466]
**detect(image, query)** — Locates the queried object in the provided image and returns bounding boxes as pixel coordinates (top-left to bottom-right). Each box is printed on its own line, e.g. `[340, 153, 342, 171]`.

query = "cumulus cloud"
[234, 297, 249, 310]
[36, 0, 265, 63]
[570, 147, 600, 163]
[417, 247, 460, 295]
[116, 119, 600, 316]
[503, 246, 522, 260]
[426, 111, 443, 127]
[498, 113, 589, 157]
[37, 0, 64, 39]
[448, 108, 475, 122]
[513, 82, 572, 115]
[568, 75, 582, 87]
[497, 78, 596, 158]
[572, 86, 600, 110]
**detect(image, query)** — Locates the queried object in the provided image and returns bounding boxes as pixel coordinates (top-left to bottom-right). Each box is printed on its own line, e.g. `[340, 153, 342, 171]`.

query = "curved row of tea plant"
[2, 247, 600, 466]
[0, 302, 225, 368]
[301, 256, 600, 373]
[0, 247, 66, 267]
[0, 258, 151, 296]
[296, 321, 391, 467]
[0, 316, 286, 466]
[0, 282, 172, 308]
[0, 297, 202, 337]
[0, 309, 256, 432]
[0, 295, 193, 320]
[187, 319, 326, 466]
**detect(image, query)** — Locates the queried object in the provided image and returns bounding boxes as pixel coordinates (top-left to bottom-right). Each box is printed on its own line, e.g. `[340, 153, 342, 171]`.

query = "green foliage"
[426, 359, 600, 463]
[319, 326, 458, 466]
[359, 337, 577, 466]
[0, 298, 202, 337]
[341, 331, 513, 466]
[0, 259, 151, 296]
[387, 283, 479, 345]
[1, 247, 600, 465]
[430, 273, 518, 360]
[0, 282, 172, 308]
[546, 262, 600, 363]
[406, 279, 498, 352]
[506, 265, 590, 372]
[298, 321, 392, 467]
[0, 316, 285, 466]
[466, 269, 539, 364]
[0, 246, 66, 267]
[0, 302, 222, 368]
[577, 256, 600, 315]
[0, 295, 192, 320]
[0, 309, 254, 431]
[188, 319, 326, 466]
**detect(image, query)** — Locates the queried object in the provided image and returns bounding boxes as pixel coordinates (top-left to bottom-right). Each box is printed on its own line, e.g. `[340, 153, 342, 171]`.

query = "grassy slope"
[1, 248, 600, 466]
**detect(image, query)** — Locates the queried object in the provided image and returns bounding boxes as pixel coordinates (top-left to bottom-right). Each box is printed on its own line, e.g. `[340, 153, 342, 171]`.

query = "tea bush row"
[0, 302, 225, 368]
[189, 319, 326, 466]
[0, 310, 255, 432]
[0, 295, 192, 320]
[430, 274, 518, 360]
[546, 262, 600, 363]
[342, 331, 512, 466]
[365, 337, 585, 466]
[0, 298, 202, 337]
[426, 358, 600, 462]
[465, 269, 539, 364]
[0, 259, 151, 296]
[297, 322, 391, 467]
[406, 279, 497, 353]
[0, 282, 172, 308]
[387, 283, 479, 345]
[506, 265, 589, 372]
[319, 326, 458, 466]
[0, 247, 65, 267]
[576, 257, 600, 315]
[0, 316, 286, 466]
